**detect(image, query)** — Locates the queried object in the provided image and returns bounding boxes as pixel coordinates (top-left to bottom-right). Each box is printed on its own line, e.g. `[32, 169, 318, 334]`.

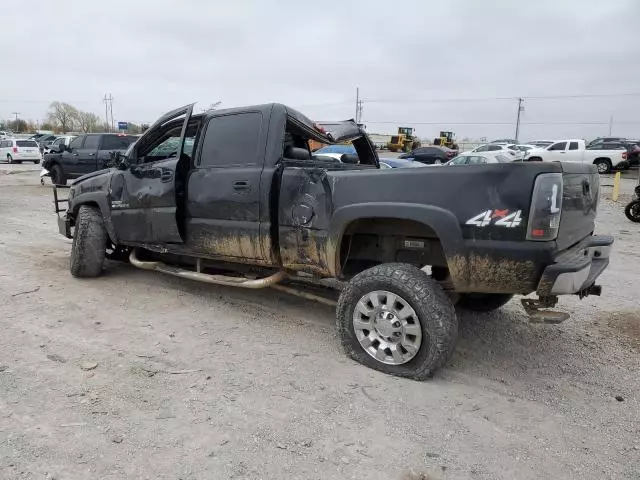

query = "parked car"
[525, 139, 627, 173]
[42, 133, 137, 185]
[379, 157, 428, 168]
[398, 146, 456, 164]
[52, 102, 612, 380]
[43, 135, 77, 154]
[0, 138, 42, 164]
[445, 152, 514, 165]
[470, 143, 524, 160]
[0, 131, 9, 139]
[513, 144, 537, 153]
[586, 137, 628, 148]
[35, 134, 58, 152]
[529, 140, 555, 148]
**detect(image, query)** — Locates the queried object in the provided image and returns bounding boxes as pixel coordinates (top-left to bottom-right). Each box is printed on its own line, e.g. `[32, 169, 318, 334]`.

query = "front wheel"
[70, 205, 107, 277]
[625, 200, 640, 222]
[337, 263, 457, 380]
[456, 293, 513, 312]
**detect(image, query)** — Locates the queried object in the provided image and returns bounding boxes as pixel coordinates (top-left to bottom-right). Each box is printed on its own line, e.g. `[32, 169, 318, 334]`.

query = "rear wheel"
[624, 200, 640, 222]
[70, 205, 107, 278]
[457, 293, 513, 312]
[7, 154, 13, 164]
[50, 164, 67, 185]
[594, 159, 612, 174]
[337, 263, 457, 380]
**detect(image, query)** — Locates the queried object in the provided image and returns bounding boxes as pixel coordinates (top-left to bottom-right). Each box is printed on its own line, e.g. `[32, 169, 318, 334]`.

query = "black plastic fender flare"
[327, 202, 464, 277]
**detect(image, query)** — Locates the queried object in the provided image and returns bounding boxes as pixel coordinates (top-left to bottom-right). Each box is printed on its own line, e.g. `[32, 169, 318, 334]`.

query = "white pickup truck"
[524, 139, 628, 174]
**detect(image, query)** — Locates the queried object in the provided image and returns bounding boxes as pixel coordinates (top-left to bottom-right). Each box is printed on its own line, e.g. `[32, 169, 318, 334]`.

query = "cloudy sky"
[2, 0, 640, 141]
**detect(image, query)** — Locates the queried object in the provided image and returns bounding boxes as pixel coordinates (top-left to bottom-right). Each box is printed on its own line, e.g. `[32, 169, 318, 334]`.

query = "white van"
[0, 138, 42, 164]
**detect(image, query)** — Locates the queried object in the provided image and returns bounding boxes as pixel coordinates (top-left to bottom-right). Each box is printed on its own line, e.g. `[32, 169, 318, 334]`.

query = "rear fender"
[327, 202, 464, 276]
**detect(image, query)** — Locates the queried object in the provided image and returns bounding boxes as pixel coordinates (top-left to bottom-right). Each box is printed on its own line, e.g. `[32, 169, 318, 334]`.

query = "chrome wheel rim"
[434, 159, 442, 164]
[596, 162, 608, 173]
[352, 290, 422, 365]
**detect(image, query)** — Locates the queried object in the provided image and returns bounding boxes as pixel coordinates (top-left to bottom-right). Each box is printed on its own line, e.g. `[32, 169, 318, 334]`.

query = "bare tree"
[77, 111, 101, 133]
[47, 102, 78, 133]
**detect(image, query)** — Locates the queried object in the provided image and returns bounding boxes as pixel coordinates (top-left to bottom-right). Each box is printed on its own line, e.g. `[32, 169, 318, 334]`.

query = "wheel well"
[593, 157, 611, 164]
[338, 218, 447, 279]
[528, 156, 542, 162]
[71, 201, 101, 224]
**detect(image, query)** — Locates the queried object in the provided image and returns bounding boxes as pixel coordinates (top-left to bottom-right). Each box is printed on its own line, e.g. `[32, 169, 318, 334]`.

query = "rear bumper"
[536, 235, 613, 295]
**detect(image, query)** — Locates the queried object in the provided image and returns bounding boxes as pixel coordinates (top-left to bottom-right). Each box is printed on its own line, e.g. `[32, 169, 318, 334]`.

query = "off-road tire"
[70, 205, 107, 278]
[457, 293, 513, 312]
[624, 200, 640, 223]
[337, 263, 457, 380]
[51, 164, 67, 185]
[594, 158, 612, 174]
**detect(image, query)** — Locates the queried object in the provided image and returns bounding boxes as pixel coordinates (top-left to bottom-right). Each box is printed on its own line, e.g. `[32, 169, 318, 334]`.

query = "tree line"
[1, 102, 148, 135]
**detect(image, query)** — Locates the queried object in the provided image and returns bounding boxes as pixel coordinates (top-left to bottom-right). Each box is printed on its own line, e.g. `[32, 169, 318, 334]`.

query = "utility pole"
[609, 116, 613, 135]
[355, 87, 359, 122]
[103, 94, 114, 132]
[514, 98, 524, 142]
[11, 112, 20, 132]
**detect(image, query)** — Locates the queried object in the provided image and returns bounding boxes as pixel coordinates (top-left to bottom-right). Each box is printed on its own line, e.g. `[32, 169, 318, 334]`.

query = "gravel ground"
[0, 166, 639, 480]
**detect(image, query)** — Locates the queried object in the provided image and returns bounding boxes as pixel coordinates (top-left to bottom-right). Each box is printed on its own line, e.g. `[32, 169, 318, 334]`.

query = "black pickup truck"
[43, 133, 137, 185]
[53, 103, 612, 379]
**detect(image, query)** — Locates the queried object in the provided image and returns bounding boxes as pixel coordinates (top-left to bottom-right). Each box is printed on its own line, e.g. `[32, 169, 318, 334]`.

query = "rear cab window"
[198, 112, 263, 168]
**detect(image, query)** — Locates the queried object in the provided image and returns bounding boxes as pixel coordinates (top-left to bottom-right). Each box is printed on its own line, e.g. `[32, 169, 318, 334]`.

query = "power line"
[365, 120, 640, 126]
[363, 92, 640, 104]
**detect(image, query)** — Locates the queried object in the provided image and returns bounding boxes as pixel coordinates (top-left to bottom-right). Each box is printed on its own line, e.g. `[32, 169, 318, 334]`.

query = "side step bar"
[129, 248, 285, 289]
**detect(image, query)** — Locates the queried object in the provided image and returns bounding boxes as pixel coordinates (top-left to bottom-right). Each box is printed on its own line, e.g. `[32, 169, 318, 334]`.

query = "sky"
[2, 0, 640, 141]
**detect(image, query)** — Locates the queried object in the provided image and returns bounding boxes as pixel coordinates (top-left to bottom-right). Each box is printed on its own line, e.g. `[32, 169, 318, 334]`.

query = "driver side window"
[68, 136, 84, 150]
[138, 125, 197, 164]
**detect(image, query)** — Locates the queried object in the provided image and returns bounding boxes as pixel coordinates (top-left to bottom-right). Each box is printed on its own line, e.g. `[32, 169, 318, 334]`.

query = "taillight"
[622, 151, 628, 159]
[526, 173, 563, 241]
[12, 147, 17, 153]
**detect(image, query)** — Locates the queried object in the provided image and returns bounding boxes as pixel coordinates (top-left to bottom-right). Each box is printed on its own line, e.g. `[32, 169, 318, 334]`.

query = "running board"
[129, 249, 285, 289]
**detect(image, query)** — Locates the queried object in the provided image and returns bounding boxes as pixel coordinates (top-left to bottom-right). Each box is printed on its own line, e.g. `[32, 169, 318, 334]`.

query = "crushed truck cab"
[54, 102, 612, 380]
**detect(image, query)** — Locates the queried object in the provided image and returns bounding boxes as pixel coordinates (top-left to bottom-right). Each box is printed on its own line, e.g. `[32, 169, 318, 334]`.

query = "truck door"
[61, 135, 86, 177]
[185, 111, 269, 262]
[110, 105, 194, 244]
[75, 134, 100, 175]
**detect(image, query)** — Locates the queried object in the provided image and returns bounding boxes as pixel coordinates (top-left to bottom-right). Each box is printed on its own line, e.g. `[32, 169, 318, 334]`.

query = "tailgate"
[556, 163, 599, 251]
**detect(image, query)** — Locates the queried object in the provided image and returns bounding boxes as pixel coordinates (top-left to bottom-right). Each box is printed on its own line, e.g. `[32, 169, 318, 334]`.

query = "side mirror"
[56, 144, 66, 153]
[341, 153, 359, 164]
[109, 152, 131, 170]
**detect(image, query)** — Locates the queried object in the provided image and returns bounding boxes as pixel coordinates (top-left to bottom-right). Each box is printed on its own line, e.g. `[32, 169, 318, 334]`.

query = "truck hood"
[71, 168, 112, 185]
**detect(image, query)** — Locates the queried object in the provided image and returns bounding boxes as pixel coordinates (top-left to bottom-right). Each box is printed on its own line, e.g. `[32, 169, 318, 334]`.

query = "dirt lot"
[0, 165, 639, 480]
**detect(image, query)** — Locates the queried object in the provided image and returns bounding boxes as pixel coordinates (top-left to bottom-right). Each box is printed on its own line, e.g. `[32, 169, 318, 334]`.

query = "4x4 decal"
[465, 209, 522, 228]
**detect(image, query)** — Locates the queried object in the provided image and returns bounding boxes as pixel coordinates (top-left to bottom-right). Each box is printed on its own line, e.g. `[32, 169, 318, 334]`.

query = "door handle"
[233, 181, 250, 190]
[560, 151, 566, 154]
[72, 153, 78, 156]
[88, 153, 95, 156]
